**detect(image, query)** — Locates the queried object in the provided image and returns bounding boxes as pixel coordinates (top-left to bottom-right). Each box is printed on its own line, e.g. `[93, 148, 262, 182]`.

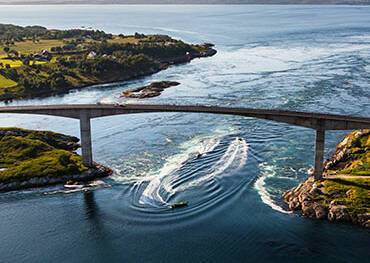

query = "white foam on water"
[137, 126, 249, 207]
[175, 137, 248, 192]
[254, 163, 292, 214]
[210, 42, 370, 76]
[365, 65, 370, 73]
[139, 135, 221, 206]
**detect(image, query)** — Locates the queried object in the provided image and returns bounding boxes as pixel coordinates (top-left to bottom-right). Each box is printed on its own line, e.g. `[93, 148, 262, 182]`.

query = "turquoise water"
[0, 5, 369, 263]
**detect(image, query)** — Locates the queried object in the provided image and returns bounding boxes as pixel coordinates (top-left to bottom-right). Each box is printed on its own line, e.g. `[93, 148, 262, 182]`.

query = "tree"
[22, 57, 31, 66]
[3, 46, 10, 55]
[8, 49, 19, 58]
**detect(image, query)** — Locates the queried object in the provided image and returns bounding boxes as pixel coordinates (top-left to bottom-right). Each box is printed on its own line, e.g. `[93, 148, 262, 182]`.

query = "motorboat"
[170, 201, 188, 209]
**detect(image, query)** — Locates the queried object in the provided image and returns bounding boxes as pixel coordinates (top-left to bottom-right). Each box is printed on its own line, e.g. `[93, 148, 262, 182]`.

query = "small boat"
[64, 180, 85, 189]
[170, 201, 188, 209]
[64, 184, 84, 189]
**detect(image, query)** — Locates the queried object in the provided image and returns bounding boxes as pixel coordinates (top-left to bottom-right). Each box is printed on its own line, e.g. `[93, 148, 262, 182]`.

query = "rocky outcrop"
[121, 81, 180, 99]
[283, 177, 370, 228]
[0, 127, 80, 151]
[283, 129, 370, 228]
[0, 127, 113, 192]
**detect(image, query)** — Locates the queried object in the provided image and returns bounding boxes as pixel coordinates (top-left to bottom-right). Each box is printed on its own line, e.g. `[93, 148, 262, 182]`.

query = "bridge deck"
[0, 104, 369, 130]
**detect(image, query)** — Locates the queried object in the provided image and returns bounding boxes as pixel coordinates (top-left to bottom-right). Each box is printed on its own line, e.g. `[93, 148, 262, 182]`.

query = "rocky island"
[0, 127, 112, 191]
[283, 129, 370, 228]
[0, 24, 216, 101]
[121, 81, 180, 99]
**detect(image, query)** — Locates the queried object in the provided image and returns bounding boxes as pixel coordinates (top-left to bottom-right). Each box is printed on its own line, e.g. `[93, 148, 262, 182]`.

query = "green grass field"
[0, 56, 23, 68]
[0, 39, 66, 56]
[108, 36, 140, 45]
[0, 74, 17, 89]
[0, 37, 140, 57]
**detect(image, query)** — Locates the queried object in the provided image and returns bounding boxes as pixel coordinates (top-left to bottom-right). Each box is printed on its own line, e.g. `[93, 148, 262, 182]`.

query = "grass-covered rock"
[283, 130, 370, 228]
[325, 129, 370, 176]
[0, 127, 87, 183]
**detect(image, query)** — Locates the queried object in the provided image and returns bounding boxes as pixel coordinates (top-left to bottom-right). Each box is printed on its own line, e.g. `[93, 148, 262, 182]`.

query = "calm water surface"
[0, 5, 369, 263]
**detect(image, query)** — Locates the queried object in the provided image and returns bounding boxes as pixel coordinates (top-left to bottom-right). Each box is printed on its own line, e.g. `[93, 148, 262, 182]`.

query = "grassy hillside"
[0, 127, 87, 183]
[325, 129, 370, 176]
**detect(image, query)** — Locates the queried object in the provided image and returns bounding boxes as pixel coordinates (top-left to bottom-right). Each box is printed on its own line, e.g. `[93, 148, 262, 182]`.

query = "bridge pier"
[313, 128, 325, 181]
[80, 111, 93, 167]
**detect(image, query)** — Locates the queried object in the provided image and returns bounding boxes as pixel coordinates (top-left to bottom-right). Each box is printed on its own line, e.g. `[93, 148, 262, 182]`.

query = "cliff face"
[283, 130, 370, 228]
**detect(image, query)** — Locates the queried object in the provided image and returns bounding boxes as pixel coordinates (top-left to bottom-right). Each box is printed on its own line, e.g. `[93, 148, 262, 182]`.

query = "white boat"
[64, 181, 85, 189]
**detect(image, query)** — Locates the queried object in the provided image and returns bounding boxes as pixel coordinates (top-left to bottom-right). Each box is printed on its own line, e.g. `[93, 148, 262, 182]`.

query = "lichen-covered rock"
[328, 205, 351, 222]
[357, 213, 370, 225]
[313, 203, 327, 219]
[121, 81, 180, 99]
[301, 201, 316, 218]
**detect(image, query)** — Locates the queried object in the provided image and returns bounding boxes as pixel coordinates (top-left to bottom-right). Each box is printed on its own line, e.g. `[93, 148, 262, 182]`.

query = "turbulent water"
[0, 5, 370, 263]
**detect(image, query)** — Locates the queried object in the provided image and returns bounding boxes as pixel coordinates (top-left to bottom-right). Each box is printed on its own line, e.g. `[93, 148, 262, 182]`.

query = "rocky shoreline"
[283, 177, 369, 228]
[121, 81, 180, 99]
[283, 130, 370, 228]
[0, 163, 112, 192]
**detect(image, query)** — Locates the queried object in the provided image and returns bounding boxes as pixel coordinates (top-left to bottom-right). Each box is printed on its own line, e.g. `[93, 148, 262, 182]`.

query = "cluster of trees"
[1, 63, 70, 95]
[51, 29, 112, 41]
[140, 34, 174, 43]
[50, 39, 87, 53]
[57, 50, 159, 78]
[0, 67, 18, 80]
[18, 68, 69, 93]
[77, 53, 159, 77]
[0, 23, 113, 42]
[0, 24, 48, 42]
[88, 39, 197, 61]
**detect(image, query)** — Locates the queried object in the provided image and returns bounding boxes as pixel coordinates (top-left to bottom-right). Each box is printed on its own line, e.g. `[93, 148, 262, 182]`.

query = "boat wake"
[136, 136, 248, 207]
[254, 162, 292, 214]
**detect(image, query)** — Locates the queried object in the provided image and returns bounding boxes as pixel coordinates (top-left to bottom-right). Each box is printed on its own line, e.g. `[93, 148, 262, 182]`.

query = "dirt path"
[324, 174, 369, 179]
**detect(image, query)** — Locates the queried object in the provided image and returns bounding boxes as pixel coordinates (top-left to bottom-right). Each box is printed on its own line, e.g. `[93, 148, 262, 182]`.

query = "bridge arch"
[1, 104, 370, 180]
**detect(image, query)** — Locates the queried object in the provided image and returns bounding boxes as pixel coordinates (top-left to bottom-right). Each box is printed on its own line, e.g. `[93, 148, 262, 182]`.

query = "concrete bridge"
[1, 104, 370, 180]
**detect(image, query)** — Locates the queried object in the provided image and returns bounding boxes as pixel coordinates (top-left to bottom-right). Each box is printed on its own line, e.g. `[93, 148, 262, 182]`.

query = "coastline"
[0, 163, 112, 192]
[1, 46, 217, 102]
